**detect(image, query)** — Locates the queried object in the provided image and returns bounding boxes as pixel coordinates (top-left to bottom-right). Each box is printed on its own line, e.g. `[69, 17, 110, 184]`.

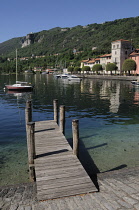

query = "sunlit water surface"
[0, 74, 139, 186]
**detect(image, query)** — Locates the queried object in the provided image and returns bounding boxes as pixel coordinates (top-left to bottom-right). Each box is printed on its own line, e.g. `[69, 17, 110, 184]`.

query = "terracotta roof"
[81, 59, 89, 62]
[87, 59, 95, 64]
[100, 53, 111, 58]
[81, 57, 100, 63]
[112, 39, 131, 43]
[129, 49, 139, 56]
[81, 58, 95, 63]
[129, 52, 139, 56]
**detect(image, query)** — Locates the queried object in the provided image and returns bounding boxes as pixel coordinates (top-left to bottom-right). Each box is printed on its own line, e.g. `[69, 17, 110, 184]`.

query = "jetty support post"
[59, 105, 65, 135]
[25, 100, 32, 126]
[53, 99, 58, 124]
[72, 119, 79, 158]
[27, 122, 36, 182]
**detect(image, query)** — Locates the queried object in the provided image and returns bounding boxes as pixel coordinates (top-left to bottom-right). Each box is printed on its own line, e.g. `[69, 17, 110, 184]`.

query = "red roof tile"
[112, 39, 131, 43]
[88, 59, 95, 63]
[100, 53, 111, 58]
[129, 52, 139, 56]
[81, 59, 89, 62]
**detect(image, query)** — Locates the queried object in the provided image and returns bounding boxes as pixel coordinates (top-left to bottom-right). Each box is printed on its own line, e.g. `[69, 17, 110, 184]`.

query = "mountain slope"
[1, 16, 139, 58]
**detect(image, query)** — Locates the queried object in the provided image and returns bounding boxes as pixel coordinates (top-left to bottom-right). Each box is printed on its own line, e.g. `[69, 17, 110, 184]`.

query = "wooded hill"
[1, 16, 139, 59]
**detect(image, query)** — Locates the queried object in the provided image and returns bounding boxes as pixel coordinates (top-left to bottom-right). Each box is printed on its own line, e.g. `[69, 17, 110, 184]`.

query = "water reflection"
[7, 90, 32, 100]
[133, 87, 139, 104]
[1, 74, 139, 185]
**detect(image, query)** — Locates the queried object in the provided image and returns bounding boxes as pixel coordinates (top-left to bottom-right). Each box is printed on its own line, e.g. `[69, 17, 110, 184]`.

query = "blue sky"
[1, 0, 139, 43]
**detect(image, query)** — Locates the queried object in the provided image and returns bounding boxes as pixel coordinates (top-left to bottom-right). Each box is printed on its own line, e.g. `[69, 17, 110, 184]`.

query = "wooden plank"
[37, 182, 93, 194]
[36, 144, 70, 148]
[34, 152, 73, 162]
[35, 150, 72, 157]
[37, 176, 92, 188]
[35, 156, 82, 166]
[34, 120, 96, 201]
[37, 183, 95, 200]
[35, 164, 83, 177]
[35, 170, 89, 182]
[35, 156, 81, 166]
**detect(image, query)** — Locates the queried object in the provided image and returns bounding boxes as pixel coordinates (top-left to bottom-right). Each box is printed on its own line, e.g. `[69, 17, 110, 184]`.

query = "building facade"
[111, 39, 134, 73]
[80, 58, 100, 69]
[129, 49, 139, 75]
[80, 39, 139, 75]
[99, 54, 112, 73]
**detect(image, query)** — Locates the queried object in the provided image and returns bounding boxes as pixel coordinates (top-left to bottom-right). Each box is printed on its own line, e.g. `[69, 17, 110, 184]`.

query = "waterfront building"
[129, 49, 139, 75]
[111, 39, 133, 74]
[80, 58, 100, 69]
[99, 54, 112, 73]
[81, 39, 136, 74]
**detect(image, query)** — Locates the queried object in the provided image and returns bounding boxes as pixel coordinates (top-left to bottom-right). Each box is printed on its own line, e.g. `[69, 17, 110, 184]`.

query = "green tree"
[106, 63, 117, 75]
[67, 66, 74, 73]
[92, 64, 103, 74]
[122, 59, 136, 75]
[74, 66, 81, 73]
[82, 66, 90, 74]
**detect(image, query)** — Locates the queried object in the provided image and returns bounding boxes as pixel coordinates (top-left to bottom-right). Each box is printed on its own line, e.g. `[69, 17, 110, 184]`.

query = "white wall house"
[80, 58, 100, 69]
[80, 58, 95, 69]
[99, 54, 112, 73]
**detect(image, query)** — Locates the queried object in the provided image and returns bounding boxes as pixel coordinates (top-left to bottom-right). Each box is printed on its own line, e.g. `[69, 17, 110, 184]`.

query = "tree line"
[68, 59, 137, 75]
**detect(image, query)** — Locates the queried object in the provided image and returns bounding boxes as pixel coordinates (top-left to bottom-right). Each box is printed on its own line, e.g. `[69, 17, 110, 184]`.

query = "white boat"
[41, 71, 48, 75]
[5, 81, 33, 91]
[53, 74, 61, 78]
[131, 80, 139, 86]
[68, 75, 82, 82]
[61, 74, 69, 79]
[5, 49, 33, 91]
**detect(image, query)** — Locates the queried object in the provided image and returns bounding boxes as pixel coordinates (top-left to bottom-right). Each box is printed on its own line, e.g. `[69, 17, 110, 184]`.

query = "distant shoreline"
[80, 74, 138, 81]
[2, 72, 138, 81]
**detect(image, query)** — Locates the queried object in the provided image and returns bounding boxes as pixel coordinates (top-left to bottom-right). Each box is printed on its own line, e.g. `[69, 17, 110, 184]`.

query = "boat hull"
[68, 75, 82, 82]
[5, 85, 33, 91]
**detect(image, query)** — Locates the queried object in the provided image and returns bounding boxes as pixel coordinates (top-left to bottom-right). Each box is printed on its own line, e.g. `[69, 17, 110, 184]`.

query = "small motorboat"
[41, 72, 48, 75]
[54, 74, 61, 78]
[68, 75, 82, 82]
[61, 74, 69, 79]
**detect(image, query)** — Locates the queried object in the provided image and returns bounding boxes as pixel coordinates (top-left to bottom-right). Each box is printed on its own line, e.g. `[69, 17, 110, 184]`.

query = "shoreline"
[0, 165, 138, 189]
[1, 166, 139, 209]
[80, 74, 139, 81]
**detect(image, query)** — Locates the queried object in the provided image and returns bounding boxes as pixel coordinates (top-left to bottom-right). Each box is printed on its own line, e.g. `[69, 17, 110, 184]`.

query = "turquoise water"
[0, 74, 139, 186]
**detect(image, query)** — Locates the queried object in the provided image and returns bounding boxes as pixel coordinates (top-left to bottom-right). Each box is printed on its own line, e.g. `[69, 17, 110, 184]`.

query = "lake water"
[0, 74, 139, 186]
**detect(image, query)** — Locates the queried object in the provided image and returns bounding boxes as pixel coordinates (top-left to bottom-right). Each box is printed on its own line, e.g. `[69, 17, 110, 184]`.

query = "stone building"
[111, 39, 134, 74]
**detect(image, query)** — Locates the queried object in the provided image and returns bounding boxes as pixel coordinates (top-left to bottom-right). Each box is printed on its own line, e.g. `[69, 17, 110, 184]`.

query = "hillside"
[1, 16, 139, 59]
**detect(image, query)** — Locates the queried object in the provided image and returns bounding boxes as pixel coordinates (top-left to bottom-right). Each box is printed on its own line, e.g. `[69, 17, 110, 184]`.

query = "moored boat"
[53, 74, 61, 78]
[5, 81, 33, 91]
[68, 75, 82, 82]
[4, 49, 33, 91]
[61, 74, 69, 79]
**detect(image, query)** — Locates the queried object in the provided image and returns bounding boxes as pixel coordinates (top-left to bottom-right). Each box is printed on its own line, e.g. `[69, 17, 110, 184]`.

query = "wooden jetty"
[26, 100, 97, 201]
